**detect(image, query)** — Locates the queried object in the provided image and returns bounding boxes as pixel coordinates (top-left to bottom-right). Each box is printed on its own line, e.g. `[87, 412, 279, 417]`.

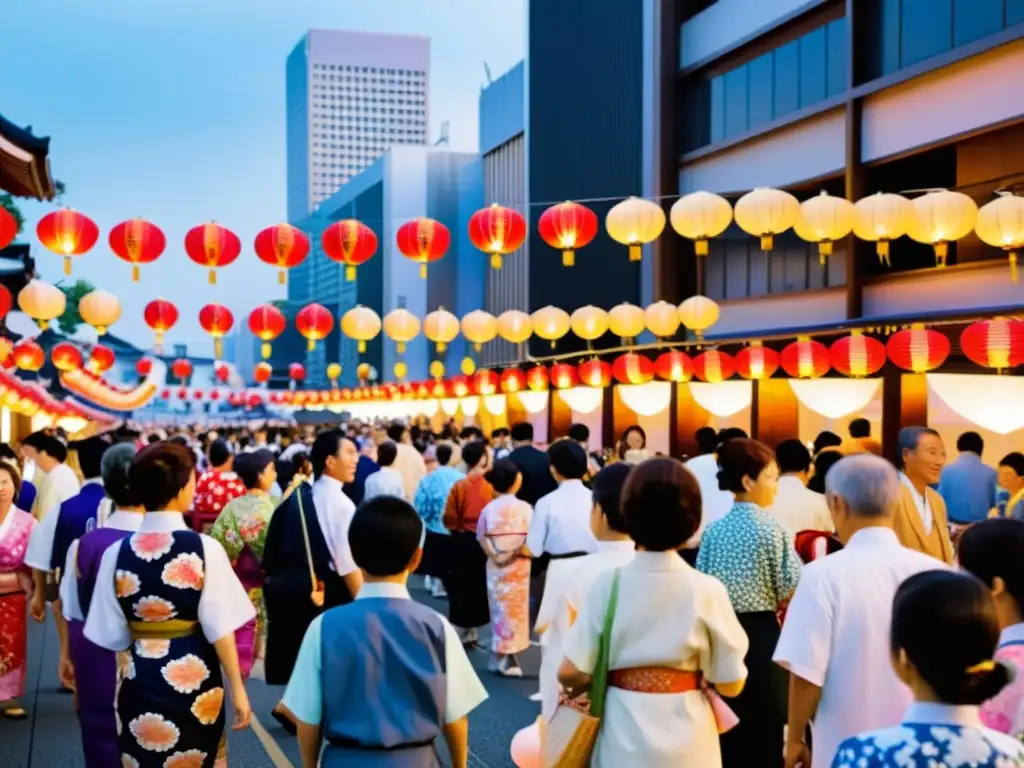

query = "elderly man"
[774, 454, 947, 768]
[893, 426, 954, 563]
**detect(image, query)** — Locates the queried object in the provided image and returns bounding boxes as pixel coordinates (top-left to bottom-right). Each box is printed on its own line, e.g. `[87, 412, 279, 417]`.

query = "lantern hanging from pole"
[396, 218, 450, 278]
[461, 310, 498, 352]
[605, 197, 666, 262]
[88, 344, 115, 374]
[692, 350, 736, 383]
[500, 368, 527, 394]
[906, 190, 978, 268]
[13, 340, 44, 372]
[975, 192, 1024, 282]
[654, 350, 693, 382]
[549, 363, 578, 390]
[36, 209, 100, 275]
[538, 201, 598, 267]
[781, 338, 831, 379]
[17, 279, 66, 330]
[78, 289, 122, 335]
[852, 192, 913, 266]
[645, 301, 681, 340]
[199, 303, 234, 360]
[383, 308, 421, 353]
[794, 191, 855, 265]
[678, 295, 720, 340]
[468, 204, 527, 270]
[886, 325, 950, 373]
[144, 298, 179, 351]
[171, 358, 193, 384]
[51, 342, 83, 372]
[423, 307, 459, 353]
[248, 304, 287, 359]
[734, 187, 800, 251]
[254, 361, 273, 384]
[109, 218, 166, 281]
[341, 305, 381, 354]
[321, 219, 378, 282]
[531, 306, 571, 348]
[608, 302, 646, 344]
[254, 223, 310, 285]
[289, 363, 306, 383]
[959, 318, 1024, 373]
[570, 306, 609, 345]
[578, 359, 613, 388]
[669, 191, 732, 256]
[830, 331, 886, 377]
[297, 303, 335, 352]
[612, 353, 655, 385]
[735, 342, 780, 380]
[326, 362, 342, 385]
[496, 310, 533, 345]
[184, 222, 242, 284]
[0, 206, 16, 250]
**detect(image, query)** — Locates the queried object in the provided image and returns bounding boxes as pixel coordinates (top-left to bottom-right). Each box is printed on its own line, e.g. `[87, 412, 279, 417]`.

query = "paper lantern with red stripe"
[960, 317, 1024, 372]
[472, 369, 500, 396]
[88, 344, 115, 373]
[254, 223, 310, 285]
[527, 366, 550, 392]
[692, 350, 736, 383]
[781, 338, 831, 379]
[51, 342, 83, 372]
[612, 353, 655, 385]
[538, 201, 598, 267]
[321, 219, 378, 281]
[396, 218, 451, 278]
[549, 363, 578, 390]
[297, 303, 335, 352]
[144, 299, 179, 350]
[735, 342, 780, 380]
[500, 368, 527, 394]
[36, 208, 100, 275]
[830, 332, 887, 377]
[654, 351, 693, 382]
[248, 304, 287, 359]
[109, 218, 166, 281]
[13, 340, 44, 372]
[578, 359, 613, 388]
[184, 222, 242, 284]
[886, 325, 950, 373]
[468, 204, 527, 270]
[199, 303, 235, 360]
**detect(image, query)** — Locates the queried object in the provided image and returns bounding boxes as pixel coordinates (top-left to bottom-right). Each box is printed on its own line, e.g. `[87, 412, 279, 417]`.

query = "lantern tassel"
[878, 240, 891, 267]
[397, 342, 406, 354]
[261, 342, 271, 359]
[419, 263, 427, 279]
[696, 239, 709, 257]
[278, 270, 286, 285]
[437, 342, 447, 353]
[760, 235, 774, 251]
[935, 242, 948, 268]
[306, 338, 315, 352]
[562, 250, 575, 267]
[629, 244, 642, 262]
[214, 338, 223, 359]
[346, 265, 356, 282]
[1011, 252, 1019, 283]
[491, 253, 503, 270]
[132, 264, 140, 282]
[358, 340, 366, 353]
[209, 269, 217, 285]
[96, 326, 107, 336]
[64, 256, 72, 275]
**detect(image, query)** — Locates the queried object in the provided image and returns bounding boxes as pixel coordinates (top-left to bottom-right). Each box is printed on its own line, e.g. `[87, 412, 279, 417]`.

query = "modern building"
[285, 29, 431, 222]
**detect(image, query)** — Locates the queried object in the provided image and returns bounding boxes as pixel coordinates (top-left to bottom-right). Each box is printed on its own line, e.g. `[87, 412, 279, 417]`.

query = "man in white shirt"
[768, 439, 833, 537]
[774, 454, 947, 768]
[386, 421, 426, 501]
[21, 430, 80, 522]
[363, 440, 407, 501]
[683, 427, 746, 548]
[310, 433, 363, 598]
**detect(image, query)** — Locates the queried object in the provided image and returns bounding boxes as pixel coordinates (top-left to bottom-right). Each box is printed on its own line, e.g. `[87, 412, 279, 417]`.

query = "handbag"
[295, 488, 325, 608]
[541, 568, 621, 768]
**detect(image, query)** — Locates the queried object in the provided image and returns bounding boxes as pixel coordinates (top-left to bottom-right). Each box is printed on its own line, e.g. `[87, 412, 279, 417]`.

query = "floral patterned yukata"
[0, 507, 35, 701]
[476, 495, 532, 655]
[981, 623, 1024, 740]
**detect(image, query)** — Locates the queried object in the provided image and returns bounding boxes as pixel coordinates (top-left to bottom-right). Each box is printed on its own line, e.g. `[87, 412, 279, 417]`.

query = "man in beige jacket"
[892, 426, 954, 564]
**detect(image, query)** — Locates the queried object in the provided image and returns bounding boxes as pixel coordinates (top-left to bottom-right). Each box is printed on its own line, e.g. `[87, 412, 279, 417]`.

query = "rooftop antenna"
[484, 61, 493, 85]
[434, 121, 450, 147]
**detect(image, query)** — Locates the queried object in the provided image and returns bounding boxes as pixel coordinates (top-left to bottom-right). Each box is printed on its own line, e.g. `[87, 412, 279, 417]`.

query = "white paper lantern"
[734, 187, 800, 250]
[907, 190, 978, 267]
[853, 192, 913, 266]
[794, 191, 855, 264]
[669, 191, 732, 256]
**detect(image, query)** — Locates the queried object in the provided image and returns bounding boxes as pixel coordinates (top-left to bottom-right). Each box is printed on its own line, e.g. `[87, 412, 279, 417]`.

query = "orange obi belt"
[608, 667, 701, 694]
[128, 619, 199, 641]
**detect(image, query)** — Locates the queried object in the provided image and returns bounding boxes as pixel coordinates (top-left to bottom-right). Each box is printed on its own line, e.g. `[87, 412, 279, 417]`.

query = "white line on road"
[250, 712, 295, 768]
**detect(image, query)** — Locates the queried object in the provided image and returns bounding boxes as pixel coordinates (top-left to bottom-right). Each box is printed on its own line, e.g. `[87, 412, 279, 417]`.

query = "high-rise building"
[286, 29, 431, 223]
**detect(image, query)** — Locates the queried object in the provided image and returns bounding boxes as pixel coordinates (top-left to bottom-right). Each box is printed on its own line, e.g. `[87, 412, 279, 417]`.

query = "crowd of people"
[0, 414, 1023, 767]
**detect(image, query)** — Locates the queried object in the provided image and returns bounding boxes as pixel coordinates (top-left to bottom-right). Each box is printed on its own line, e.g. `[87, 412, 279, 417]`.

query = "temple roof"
[0, 113, 55, 200]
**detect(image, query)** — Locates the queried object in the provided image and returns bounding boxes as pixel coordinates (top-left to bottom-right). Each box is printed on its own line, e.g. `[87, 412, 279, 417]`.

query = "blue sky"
[1, 0, 523, 354]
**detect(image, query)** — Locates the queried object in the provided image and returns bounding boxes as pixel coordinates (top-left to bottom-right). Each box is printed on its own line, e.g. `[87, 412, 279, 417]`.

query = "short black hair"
[510, 422, 533, 442]
[568, 423, 590, 443]
[461, 439, 488, 470]
[460, 426, 483, 441]
[101, 443, 141, 507]
[1000, 452, 1024, 477]
[436, 443, 454, 467]
[377, 440, 398, 468]
[717, 438, 775, 493]
[813, 430, 843, 454]
[491, 427, 510, 440]
[71, 436, 109, 480]
[622, 458, 701, 550]
[695, 426, 718, 455]
[208, 439, 232, 468]
[0, 444, 20, 471]
[349, 496, 423, 576]
[311, 429, 348, 478]
[484, 459, 520, 494]
[386, 421, 407, 443]
[235, 449, 275, 490]
[23, 430, 67, 463]
[775, 439, 812, 475]
[168, 435, 189, 448]
[130, 441, 195, 512]
[592, 463, 632, 534]
[548, 439, 588, 480]
[716, 427, 748, 449]
[960, 519, 1024, 622]
[808, 448, 843, 494]
[849, 418, 871, 439]
[957, 431, 984, 456]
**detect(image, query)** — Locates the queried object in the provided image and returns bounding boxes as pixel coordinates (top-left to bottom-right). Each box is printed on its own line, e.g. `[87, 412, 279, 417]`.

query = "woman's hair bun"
[952, 660, 1014, 706]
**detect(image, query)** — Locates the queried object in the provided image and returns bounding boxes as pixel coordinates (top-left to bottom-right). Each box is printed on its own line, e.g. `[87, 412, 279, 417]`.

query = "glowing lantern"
[461, 357, 476, 376]
[781, 338, 831, 379]
[570, 306, 609, 344]
[734, 187, 800, 250]
[886, 325, 950, 373]
[794, 191, 855, 264]
[608, 303, 646, 343]
[669, 191, 732, 256]
[654, 350, 693, 382]
[468, 204, 527, 270]
[449, 376, 471, 398]
[735, 342, 780, 380]
[424, 307, 460, 353]
[136, 358, 152, 378]
[461, 310, 498, 352]
[496, 310, 533, 345]
[171, 358, 193, 383]
[199, 302, 235, 359]
[0, 286, 10, 321]
[382, 308, 421, 354]
[214, 364, 230, 384]
[549, 363, 578, 390]
[51, 342, 83, 372]
[393, 361, 408, 381]
[321, 219, 378, 282]
[297, 303, 335, 352]
[109, 218, 166, 281]
[960, 318, 1024, 372]
[531, 306, 571, 348]
[144, 298, 179, 350]
[578, 359, 613, 388]
[0, 206, 15, 250]
[36, 209, 99, 275]
[613, 353, 655, 385]
[247, 394, 262, 409]
[254, 361, 272, 384]
[907, 190, 978, 267]
[853, 192, 913, 266]
[289, 363, 306, 383]
[248, 304, 287, 359]
[254, 223, 310, 285]
[830, 332, 886, 378]
[678, 295, 720, 340]
[527, 365, 550, 392]
[692, 350, 736, 383]
[500, 368, 527, 394]
[341, 305, 381, 354]
[78, 289, 122, 335]
[326, 362, 342, 384]
[428, 361, 445, 380]
[396, 218, 450, 278]
[88, 344, 115, 373]
[645, 301, 681, 340]
[18, 279, 66, 330]
[975, 193, 1024, 282]
[538, 201, 598, 267]
[184, 222, 242, 284]
[473, 369, 500, 396]
[606, 196, 666, 261]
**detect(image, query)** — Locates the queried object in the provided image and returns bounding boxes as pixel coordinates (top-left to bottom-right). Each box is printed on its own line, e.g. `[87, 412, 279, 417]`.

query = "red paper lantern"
[227, 392, 243, 407]
[51, 341, 83, 372]
[449, 375, 471, 398]
[289, 363, 306, 382]
[0, 206, 16, 250]
[960, 317, 1024, 372]
[830, 333, 887, 377]
[735, 343, 781, 381]
[135, 358, 153, 378]
[88, 344, 116, 373]
[0, 285, 11, 322]
[538, 201, 599, 267]
[296, 303, 334, 352]
[36, 208, 100, 275]
[472, 369, 500, 396]
[184, 222, 242, 284]
[209, 390, 221, 401]
[247, 394, 263, 408]
[193, 390, 204, 401]
[549, 363, 578, 390]
[171, 358, 193, 383]
[654, 350, 693, 382]
[199, 303, 235, 360]
[468, 204, 527, 270]
[254, 223, 310, 285]
[254, 361, 272, 384]
[321, 219, 378, 281]
[109, 218, 166, 281]
[248, 304, 287, 359]
[161, 389, 171, 400]
[612, 353, 655, 385]
[144, 298, 179, 349]
[215, 363, 230, 384]
[13, 340, 44, 372]
[526, 365, 549, 392]
[781, 338, 831, 379]
[887, 325, 951, 373]
[578, 359, 613, 388]
[692, 350, 736, 383]
[396, 218, 451, 278]
[177, 388, 188, 400]
[500, 368, 527, 394]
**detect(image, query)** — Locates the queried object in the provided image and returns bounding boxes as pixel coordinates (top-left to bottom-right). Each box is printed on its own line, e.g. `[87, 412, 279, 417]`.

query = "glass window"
[1010, 0, 1024, 25]
[900, 0, 952, 66]
[826, 18, 847, 95]
[773, 40, 800, 118]
[710, 76, 725, 144]
[799, 27, 827, 108]
[724, 68, 749, 137]
[953, 0, 1004, 46]
[747, 54, 774, 128]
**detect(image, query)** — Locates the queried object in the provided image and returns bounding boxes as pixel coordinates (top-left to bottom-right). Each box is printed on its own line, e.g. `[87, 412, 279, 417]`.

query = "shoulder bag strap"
[588, 568, 622, 719]
[295, 488, 319, 596]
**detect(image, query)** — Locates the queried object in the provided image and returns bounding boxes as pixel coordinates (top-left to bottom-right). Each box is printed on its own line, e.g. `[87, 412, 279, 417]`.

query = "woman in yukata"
[84, 441, 255, 768]
[0, 460, 35, 720]
[833, 569, 1024, 767]
[559, 457, 749, 767]
[958, 518, 1024, 740]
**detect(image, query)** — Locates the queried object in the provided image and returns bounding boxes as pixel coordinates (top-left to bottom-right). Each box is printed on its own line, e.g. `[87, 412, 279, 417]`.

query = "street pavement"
[5, 580, 537, 767]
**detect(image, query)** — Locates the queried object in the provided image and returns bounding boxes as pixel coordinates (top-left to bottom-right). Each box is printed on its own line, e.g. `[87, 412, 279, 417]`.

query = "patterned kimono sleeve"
[238, 498, 273, 560]
[208, 504, 244, 562]
[699, 578, 749, 685]
[769, 525, 802, 604]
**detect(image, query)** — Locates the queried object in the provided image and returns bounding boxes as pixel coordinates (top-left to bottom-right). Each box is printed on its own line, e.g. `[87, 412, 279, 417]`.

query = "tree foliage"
[57, 279, 95, 335]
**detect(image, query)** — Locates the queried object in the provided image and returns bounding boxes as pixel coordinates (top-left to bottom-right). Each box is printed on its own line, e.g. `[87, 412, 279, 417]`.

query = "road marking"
[250, 711, 295, 768]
